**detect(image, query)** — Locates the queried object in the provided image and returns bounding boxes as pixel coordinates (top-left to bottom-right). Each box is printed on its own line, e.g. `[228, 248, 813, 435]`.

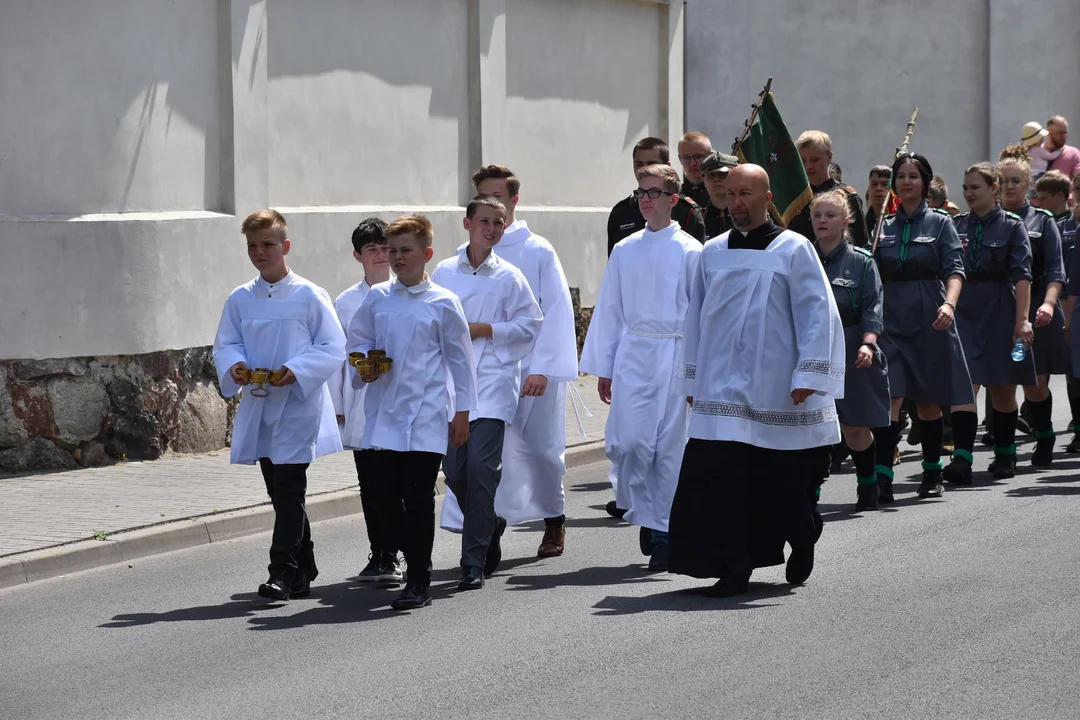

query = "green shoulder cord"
[846, 257, 872, 312]
[898, 220, 912, 269]
[969, 221, 984, 272]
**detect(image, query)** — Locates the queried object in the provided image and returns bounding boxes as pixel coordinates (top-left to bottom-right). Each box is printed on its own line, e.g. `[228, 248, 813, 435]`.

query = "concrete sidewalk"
[0, 378, 609, 589]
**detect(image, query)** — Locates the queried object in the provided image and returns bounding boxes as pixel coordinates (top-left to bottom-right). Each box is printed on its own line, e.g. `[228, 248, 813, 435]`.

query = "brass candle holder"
[247, 368, 271, 398]
[376, 356, 393, 374]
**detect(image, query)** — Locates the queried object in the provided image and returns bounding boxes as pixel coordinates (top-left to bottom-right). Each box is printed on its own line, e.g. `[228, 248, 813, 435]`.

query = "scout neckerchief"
[899, 216, 914, 269]
[969, 215, 985, 272]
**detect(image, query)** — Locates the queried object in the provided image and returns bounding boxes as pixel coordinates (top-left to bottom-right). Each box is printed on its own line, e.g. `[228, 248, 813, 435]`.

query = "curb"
[0, 440, 607, 591]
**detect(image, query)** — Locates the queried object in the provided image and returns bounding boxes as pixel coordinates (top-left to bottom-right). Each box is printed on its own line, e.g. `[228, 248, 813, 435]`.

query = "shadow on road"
[1006, 485, 1080, 498]
[593, 582, 796, 616]
[504, 563, 665, 592]
[569, 481, 611, 493]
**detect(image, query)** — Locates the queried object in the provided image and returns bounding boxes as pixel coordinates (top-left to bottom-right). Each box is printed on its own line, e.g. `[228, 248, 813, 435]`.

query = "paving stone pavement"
[0, 378, 608, 558]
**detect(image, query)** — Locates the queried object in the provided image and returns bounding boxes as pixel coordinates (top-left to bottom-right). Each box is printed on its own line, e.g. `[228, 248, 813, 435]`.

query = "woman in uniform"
[874, 152, 973, 502]
[999, 153, 1068, 466]
[812, 189, 891, 510]
[944, 163, 1035, 483]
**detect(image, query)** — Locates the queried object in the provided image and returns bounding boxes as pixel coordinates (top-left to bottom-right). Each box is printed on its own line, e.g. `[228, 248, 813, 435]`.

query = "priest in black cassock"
[667, 164, 846, 598]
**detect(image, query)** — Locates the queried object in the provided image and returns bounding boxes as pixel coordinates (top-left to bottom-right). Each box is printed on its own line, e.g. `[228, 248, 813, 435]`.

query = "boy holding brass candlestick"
[431, 195, 542, 590]
[327, 217, 404, 586]
[213, 209, 346, 602]
[580, 164, 701, 572]
[347, 215, 478, 611]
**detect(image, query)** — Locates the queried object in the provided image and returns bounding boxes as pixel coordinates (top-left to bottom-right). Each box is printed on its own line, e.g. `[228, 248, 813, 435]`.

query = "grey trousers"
[443, 418, 506, 569]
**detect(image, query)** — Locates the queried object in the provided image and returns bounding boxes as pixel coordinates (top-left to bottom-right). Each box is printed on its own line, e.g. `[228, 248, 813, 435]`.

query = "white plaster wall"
[687, 0, 990, 205]
[503, 0, 664, 208]
[0, 0, 222, 215]
[265, 0, 470, 207]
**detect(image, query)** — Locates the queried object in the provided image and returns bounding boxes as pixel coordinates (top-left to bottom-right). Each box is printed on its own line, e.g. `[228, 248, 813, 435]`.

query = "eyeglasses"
[633, 188, 675, 200]
[1000, 178, 1026, 187]
[678, 154, 709, 164]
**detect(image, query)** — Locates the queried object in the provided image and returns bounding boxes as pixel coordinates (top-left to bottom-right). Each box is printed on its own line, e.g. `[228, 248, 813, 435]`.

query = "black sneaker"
[855, 483, 879, 511]
[391, 583, 431, 611]
[917, 471, 944, 499]
[484, 515, 507, 577]
[605, 500, 627, 519]
[980, 431, 996, 447]
[1016, 416, 1033, 437]
[942, 457, 973, 486]
[647, 540, 669, 571]
[1032, 436, 1055, 467]
[376, 555, 403, 587]
[358, 553, 380, 582]
[990, 454, 1016, 479]
[1065, 433, 1080, 453]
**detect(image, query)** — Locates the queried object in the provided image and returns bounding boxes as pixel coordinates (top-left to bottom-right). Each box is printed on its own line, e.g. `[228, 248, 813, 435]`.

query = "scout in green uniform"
[676, 131, 713, 209]
[699, 151, 738, 240]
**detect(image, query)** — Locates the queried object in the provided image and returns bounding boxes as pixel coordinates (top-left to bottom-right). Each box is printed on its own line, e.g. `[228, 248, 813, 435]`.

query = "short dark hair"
[1036, 170, 1071, 197]
[868, 164, 892, 180]
[350, 217, 388, 253]
[472, 164, 521, 196]
[633, 137, 670, 164]
[466, 194, 506, 219]
[927, 176, 949, 207]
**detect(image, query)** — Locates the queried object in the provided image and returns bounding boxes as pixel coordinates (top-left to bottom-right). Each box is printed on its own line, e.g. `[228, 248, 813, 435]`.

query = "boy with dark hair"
[213, 209, 346, 601]
[327, 216, 402, 585]
[432, 196, 542, 589]
[347, 215, 478, 610]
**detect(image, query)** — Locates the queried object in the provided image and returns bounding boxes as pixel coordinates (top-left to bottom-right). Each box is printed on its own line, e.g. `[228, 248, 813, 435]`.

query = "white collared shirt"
[346, 277, 478, 455]
[432, 248, 543, 423]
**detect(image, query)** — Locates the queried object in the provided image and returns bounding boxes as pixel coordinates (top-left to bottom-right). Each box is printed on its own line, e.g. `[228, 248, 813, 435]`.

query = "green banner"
[735, 92, 813, 226]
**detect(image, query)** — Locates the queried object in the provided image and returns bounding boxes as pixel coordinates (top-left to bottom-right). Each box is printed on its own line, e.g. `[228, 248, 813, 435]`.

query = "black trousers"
[366, 450, 443, 587]
[353, 450, 398, 557]
[258, 458, 315, 582]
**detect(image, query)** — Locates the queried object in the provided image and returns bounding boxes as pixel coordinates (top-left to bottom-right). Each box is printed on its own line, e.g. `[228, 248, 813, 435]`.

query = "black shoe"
[457, 566, 484, 591]
[942, 457, 973, 486]
[290, 573, 312, 598]
[258, 576, 291, 601]
[639, 526, 653, 556]
[484, 515, 507, 578]
[605, 500, 627, 520]
[855, 483, 879, 511]
[1065, 433, 1080, 453]
[391, 583, 431, 610]
[906, 424, 922, 446]
[878, 476, 895, 504]
[917, 471, 944, 499]
[1016, 416, 1033, 437]
[1032, 436, 1055, 467]
[704, 575, 750, 598]
[376, 555, 403, 587]
[647, 540, 669, 571]
[813, 508, 824, 541]
[357, 553, 380, 582]
[786, 545, 814, 585]
[990, 454, 1016, 479]
[980, 431, 995, 447]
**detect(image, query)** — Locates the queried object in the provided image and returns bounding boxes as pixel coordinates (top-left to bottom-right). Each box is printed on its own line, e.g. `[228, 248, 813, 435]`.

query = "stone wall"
[0, 348, 233, 473]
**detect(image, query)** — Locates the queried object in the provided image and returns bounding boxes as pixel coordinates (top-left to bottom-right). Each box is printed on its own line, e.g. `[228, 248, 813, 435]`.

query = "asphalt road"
[3, 423, 1080, 719]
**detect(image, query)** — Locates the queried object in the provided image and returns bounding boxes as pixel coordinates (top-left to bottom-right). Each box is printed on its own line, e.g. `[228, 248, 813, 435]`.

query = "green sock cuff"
[1035, 428, 1056, 439]
[856, 475, 878, 486]
[875, 465, 894, 480]
[953, 448, 974, 464]
[921, 460, 943, 472]
[994, 444, 1017, 455]
[815, 487, 822, 499]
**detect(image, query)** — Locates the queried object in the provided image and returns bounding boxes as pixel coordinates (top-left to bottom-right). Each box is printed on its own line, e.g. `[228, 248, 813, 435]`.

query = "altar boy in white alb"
[441, 165, 580, 559]
[325, 217, 403, 587]
[667, 165, 845, 599]
[579, 163, 701, 572]
[347, 215, 478, 611]
[213, 210, 346, 602]
[431, 195, 542, 590]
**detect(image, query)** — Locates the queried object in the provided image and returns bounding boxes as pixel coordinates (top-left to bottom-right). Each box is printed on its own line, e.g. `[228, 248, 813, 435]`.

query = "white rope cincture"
[566, 379, 594, 439]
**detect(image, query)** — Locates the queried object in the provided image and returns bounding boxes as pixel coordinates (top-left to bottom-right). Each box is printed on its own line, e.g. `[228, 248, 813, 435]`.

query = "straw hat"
[1022, 121, 1048, 149]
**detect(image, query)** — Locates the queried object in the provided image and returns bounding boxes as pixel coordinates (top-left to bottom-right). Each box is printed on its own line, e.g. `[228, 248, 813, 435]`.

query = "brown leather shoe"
[537, 525, 565, 558]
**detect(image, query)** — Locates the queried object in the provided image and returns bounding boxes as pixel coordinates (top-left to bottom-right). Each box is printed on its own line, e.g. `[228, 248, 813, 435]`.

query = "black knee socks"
[951, 410, 978, 464]
[1029, 394, 1054, 438]
[851, 439, 877, 484]
[993, 409, 1019, 454]
[875, 421, 901, 481]
[920, 416, 944, 468]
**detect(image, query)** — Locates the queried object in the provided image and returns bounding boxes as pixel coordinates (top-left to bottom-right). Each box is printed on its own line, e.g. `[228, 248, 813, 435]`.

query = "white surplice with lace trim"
[673, 229, 845, 450]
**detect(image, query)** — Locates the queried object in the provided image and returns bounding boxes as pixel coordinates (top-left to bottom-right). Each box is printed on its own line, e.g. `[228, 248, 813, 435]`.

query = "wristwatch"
[862, 341, 880, 355]
[943, 300, 957, 311]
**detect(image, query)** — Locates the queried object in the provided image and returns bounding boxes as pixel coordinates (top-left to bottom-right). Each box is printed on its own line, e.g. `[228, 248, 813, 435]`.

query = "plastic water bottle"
[1011, 340, 1027, 362]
